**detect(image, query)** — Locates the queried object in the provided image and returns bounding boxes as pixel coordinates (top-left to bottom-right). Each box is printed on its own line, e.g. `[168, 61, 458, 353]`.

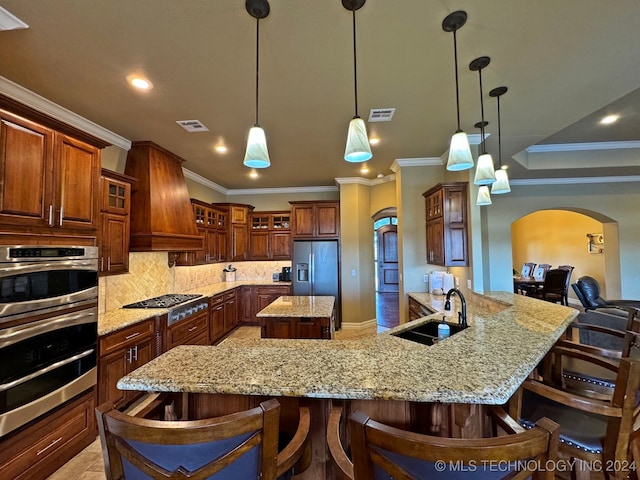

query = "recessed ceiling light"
[249, 169, 259, 178]
[126, 74, 153, 91]
[369, 137, 380, 145]
[600, 114, 619, 125]
[360, 165, 369, 174]
[214, 145, 228, 154]
[376, 173, 384, 178]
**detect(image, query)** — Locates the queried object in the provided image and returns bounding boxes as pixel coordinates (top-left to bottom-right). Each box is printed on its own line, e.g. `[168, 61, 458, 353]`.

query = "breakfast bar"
[117, 291, 577, 478]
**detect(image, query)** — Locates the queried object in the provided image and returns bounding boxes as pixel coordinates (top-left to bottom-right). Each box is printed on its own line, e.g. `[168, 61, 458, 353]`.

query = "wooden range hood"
[124, 141, 202, 252]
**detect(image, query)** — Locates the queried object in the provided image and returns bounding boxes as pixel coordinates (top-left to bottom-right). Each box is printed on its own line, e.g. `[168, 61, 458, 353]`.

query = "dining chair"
[528, 268, 571, 305]
[328, 403, 559, 480]
[509, 345, 640, 480]
[557, 265, 575, 305]
[519, 263, 552, 295]
[520, 262, 536, 277]
[96, 398, 311, 480]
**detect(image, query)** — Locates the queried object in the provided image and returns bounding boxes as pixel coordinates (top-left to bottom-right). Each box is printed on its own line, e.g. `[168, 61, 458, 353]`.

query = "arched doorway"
[511, 209, 621, 302]
[373, 209, 399, 328]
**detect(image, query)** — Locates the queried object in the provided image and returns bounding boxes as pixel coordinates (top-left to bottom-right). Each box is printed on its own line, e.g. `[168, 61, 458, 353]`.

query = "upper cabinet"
[250, 211, 291, 260]
[0, 109, 101, 239]
[226, 204, 254, 261]
[124, 141, 201, 252]
[190, 200, 227, 264]
[99, 169, 135, 276]
[422, 182, 468, 267]
[290, 201, 340, 239]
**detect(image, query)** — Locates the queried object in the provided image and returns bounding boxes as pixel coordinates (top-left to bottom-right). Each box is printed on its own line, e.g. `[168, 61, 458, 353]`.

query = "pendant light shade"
[244, 0, 270, 169]
[343, 0, 372, 163]
[489, 86, 511, 194]
[345, 116, 372, 162]
[476, 185, 492, 206]
[244, 126, 270, 168]
[474, 152, 497, 185]
[491, 168, 511, 194]
[470, 56, 496, 185]
[443, 11, 474, 171]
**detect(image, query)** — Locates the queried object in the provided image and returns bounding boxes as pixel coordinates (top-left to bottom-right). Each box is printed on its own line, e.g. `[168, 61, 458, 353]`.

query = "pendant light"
[442, 11, 473, 171]
[489, 86, 511, 194]
[343, 0, 372, 162]
[473, 121, 492, 206]
[469, 56, 496, 185]
[243, 0, 271, 169]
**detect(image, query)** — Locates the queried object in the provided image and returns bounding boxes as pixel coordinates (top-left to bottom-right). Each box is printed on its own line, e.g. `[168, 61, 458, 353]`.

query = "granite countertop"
[117, 291, 578, 404]
[256, 296, 335, 318]
[99, 280, 291, 336]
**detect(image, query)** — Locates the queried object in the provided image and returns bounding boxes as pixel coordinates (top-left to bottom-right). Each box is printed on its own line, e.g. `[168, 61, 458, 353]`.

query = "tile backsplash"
[99, 252, 290, 313]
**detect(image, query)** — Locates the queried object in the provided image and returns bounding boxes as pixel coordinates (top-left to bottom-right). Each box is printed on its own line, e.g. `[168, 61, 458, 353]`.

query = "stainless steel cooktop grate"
[122, 294, 202, 309]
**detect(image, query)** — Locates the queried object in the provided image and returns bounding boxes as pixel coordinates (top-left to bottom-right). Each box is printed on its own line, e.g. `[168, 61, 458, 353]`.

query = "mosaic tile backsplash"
[99, 252, 291, 313]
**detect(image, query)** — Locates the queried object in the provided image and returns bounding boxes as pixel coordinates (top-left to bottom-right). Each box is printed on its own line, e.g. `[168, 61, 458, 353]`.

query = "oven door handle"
[0, 348, 95, 393]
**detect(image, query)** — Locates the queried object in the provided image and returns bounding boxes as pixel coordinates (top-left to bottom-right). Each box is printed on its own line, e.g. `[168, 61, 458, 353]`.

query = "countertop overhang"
[256, 295, 335, 318]
[117, 291, 577, 404]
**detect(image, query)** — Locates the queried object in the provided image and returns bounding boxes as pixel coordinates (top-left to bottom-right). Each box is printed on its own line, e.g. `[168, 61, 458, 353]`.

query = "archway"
[373, 208, 399, 328]
[511, 208, 621, 302]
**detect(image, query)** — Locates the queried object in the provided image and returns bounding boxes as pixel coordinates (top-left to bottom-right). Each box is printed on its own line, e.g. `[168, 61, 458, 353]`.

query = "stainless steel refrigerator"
[292, 240, 340, 328]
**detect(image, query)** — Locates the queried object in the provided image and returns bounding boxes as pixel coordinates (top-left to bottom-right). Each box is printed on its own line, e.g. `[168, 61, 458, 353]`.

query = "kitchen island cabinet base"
[167, 392, 489, 480]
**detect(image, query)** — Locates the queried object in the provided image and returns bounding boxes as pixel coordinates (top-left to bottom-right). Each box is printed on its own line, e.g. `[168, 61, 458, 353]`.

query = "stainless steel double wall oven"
[0, 246, 98, 437]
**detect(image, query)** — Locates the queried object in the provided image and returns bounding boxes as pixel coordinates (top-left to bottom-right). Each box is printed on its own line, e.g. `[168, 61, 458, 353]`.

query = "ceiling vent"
[368, 108, 396, 122]
[176, 120, 209, 132]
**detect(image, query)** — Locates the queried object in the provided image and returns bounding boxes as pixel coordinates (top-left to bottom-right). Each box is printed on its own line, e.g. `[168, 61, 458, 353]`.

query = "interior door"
[377, 224, 398, 293]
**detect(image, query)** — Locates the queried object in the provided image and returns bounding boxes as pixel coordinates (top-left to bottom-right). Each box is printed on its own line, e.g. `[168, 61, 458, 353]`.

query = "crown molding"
[182, 168, 228, 194]
[526, 140, 640, 153]
[390, 157, 443, 172]
[334, 174, 396, 187]
[0, 75, 131, 150]
[227, 184, 339, 196]
[510, 175, 640, 186]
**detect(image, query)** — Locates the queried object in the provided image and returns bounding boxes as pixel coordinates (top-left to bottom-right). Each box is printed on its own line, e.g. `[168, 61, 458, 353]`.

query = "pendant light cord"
[352, 9, 359, 118]
[479, 68, 486, 153]
[254, 17, 260, 126]
[496, 95, 502, 168]
[453, 29, 461, 132]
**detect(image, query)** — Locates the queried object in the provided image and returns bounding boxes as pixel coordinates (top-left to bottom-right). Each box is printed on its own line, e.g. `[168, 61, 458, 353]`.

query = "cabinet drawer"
[224, 290, 237, 301]
[100, 319, 155, 355]
[257, 285, 291, 295]
[167, 313, 208, 348]
[0, 390, 96, 480]
[210, 294, 224, 306]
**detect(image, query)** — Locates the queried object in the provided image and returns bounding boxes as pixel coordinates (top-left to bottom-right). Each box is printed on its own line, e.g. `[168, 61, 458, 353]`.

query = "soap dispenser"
[438, 317, 450, 340]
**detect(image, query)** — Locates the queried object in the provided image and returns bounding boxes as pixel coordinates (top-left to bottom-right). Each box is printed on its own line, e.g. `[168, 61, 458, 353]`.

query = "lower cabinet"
[166, 310, 209, 349]
[209, 294, 226, 343]
[253, 284, 292, 318]
[0, 389, 96, 480]
[224, 290, 238, 332]
[98, 319, 156, 409]
[262, 316, 332, 339]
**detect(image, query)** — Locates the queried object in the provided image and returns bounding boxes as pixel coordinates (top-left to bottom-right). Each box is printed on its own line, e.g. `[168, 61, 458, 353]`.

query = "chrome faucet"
[444, 288, 467, 328]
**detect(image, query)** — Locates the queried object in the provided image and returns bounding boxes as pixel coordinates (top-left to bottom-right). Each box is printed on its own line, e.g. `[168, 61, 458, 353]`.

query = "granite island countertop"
[117, 291, 578, 404]
[256, 296, 335, 318]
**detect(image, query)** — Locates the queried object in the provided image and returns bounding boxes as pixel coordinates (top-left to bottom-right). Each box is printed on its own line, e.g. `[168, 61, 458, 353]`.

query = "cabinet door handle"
[188, 326, 198, 332]
[126, 348, 133, 363]
[107, 257, 111, 270]
[37, 436, 63, 456]
[59, 206, 64, 226]
[100, 257, 104, 271]
[125, 332, 141, 340]
[132, 345, 138, 361]
[48, 205, 54, 226]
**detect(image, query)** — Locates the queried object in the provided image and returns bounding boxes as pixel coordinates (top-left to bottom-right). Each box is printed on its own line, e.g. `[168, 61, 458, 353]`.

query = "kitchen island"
[256, 295, 335, 339]
[117, 290, 577, 478]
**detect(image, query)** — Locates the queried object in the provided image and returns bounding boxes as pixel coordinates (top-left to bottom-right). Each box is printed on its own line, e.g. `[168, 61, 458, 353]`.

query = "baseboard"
[341, 318, 377, 330]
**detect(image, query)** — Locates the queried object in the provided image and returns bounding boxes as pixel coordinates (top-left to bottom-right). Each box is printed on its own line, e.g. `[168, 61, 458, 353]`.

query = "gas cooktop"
[122, 294, 202, 309]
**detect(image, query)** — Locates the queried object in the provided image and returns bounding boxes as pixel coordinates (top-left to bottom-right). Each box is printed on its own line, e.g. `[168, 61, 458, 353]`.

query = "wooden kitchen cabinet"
[209, 294, 226, 343]
[210, 203, 253, 261]
[223, 289, 238, 332]
[0, 109, 101, 236]
[98, 319, 156, 409]
[408, 296, 435, 322]
[422, 182, 468, 267]
[290, 201, 340, 239]
[254, 284, 292, 317]
[0, 388, 96, 480]
[99, 169, 134, 275]
[166, 310, 209, 349]
[249, 211, 291, 260]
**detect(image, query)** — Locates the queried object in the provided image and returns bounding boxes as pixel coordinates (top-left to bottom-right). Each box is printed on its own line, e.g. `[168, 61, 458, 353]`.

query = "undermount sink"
[391, 320, 467, 346]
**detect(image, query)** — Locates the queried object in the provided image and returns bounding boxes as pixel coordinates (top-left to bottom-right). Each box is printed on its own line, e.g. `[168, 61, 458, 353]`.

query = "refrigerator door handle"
[309, 253, 314, 295]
